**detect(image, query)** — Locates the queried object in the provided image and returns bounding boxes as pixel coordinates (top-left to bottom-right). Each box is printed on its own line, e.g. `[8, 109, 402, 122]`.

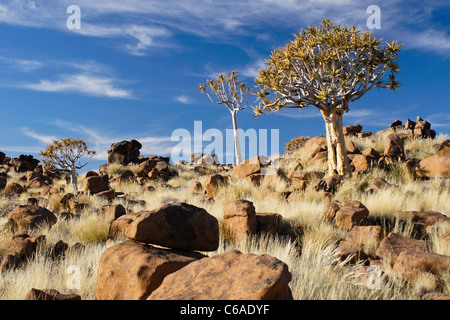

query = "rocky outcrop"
[107, 140, 142, 165]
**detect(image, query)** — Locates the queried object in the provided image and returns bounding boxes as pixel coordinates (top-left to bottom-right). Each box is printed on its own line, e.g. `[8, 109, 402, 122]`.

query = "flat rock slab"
[147, 249, 293, 300]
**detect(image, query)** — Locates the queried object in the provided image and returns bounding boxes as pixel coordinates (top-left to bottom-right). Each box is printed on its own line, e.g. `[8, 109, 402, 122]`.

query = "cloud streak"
[23, 73, 133, 98]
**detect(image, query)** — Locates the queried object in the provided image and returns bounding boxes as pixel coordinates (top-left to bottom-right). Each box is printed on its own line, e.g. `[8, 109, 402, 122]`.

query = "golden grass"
[0, 133, 448, 300]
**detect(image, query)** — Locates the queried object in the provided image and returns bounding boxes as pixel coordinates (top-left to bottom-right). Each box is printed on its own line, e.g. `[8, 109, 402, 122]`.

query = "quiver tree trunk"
[320, 109, 351, 176]
[231, 110, 243, 165]
[70, 168, 78, 191]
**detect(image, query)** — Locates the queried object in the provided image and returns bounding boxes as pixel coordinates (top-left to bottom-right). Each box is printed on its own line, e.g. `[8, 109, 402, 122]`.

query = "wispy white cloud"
[175, 95, 196, 104]
[22, 73, 132, 98]
[21, 127, 57, 144]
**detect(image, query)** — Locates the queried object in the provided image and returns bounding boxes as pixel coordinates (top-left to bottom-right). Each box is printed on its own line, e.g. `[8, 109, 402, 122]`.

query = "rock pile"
[97, 201, 292, 300]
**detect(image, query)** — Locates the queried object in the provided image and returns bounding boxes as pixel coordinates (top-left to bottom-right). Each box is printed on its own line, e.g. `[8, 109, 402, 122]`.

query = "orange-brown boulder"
[95, 241, 205, 300]
[147, 249, 293, 300]
[123, 202, 220, 251]
[375, 233, 427, 264]
[222, 200, 257, 242]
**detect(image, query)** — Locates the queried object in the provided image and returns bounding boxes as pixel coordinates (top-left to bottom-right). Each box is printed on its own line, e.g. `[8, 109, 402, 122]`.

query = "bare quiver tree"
[198, 71, 251, 165]
[254, 19, 402, 175]
[40, 138, 96, 191]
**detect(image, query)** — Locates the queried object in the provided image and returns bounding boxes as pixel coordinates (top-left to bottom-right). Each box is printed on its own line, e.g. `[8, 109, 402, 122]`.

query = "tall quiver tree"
[254, 19, 402, 175]
[198, 71, 251, 165]
[40, 138, 96, 191]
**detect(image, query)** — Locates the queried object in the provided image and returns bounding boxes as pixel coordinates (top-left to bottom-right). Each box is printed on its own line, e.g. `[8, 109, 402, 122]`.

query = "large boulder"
[107, 140, 142, 165]
[95, 241, 206, 300]
[147, 249, 293, 300]
[123, 202, 220, 251]
[415, 154, 450, 179]
[7, 205, 57, 233]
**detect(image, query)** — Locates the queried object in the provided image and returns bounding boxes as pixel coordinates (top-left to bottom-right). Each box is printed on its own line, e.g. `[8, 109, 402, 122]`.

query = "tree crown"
[198, 71, 251, 113]
[40, 138, 96, 172]
[254, 19, 403, 117]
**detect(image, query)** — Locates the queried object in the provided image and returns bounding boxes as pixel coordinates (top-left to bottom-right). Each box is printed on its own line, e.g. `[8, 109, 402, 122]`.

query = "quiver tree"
[198, 71, 251, 165]
[254, 19, 402, 175]
[40, 138, 96, 191]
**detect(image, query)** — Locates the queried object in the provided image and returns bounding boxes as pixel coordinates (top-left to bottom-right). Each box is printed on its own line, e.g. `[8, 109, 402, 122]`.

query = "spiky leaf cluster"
[40, 138, 96, 172]
[254, 19, 403, 117]
[198, 71, 251, 113]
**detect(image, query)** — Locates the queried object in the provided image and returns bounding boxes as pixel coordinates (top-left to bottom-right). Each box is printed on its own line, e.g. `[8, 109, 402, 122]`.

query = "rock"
[94, 189, 116, 201]
[287, 161, 303, 179]
[303, 136, 327, 157]
[343, 124, 362, 136]
[95, 240, 205, 300]
[415, 154, 450, 178]
[346, 140, 358, 154]
[323, 200, 341, 221]
[291, 179, 308, 191]
[136, 159, 157, 177]
[107, 140, 142, 165]
[0, 254, 25, 272]
[123, 202, 220, 251]
[362, 147, 381, 160]
[9, 155, 39, 172]
[204, 174, 228, 198]
[255, 212, 281, 236]
[351, 154, 375, 173]
[4, 183, 25, 197]
[390, 120, 402, 128]
[118, 169, 135, 182]
[245, 173, 264, 186]
[147, 249, 293, 300]
[334, 200, 369, 230]
[0, 173, 7, 190]
[7, 205, 57, 233]
[421, 292, 450, 300]
[234, 156, 262, 178]
[323, 174, 342, 193]
[371, 178, 398, 191]
[384, 134, 405, 163]
[394, 211, 450, 234]
[392, 251, 450, 284]
[437, 140, 450, 155]
[100, 204, 126, 222]
[222, 200, 257, 242]
[375, 232, 427, 264]
[341, 225, 384, 250]
[50, 240, 69, 259]
[187, 180, 202, 194]
[191, 153, 220, 165]
[25, 288, 81, 300]
[336, 248, 370, 265]
[83, 174, 110, 194]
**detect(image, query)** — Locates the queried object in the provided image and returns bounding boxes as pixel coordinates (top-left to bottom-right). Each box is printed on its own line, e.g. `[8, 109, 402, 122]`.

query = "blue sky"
[0, 0, 449, 171]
